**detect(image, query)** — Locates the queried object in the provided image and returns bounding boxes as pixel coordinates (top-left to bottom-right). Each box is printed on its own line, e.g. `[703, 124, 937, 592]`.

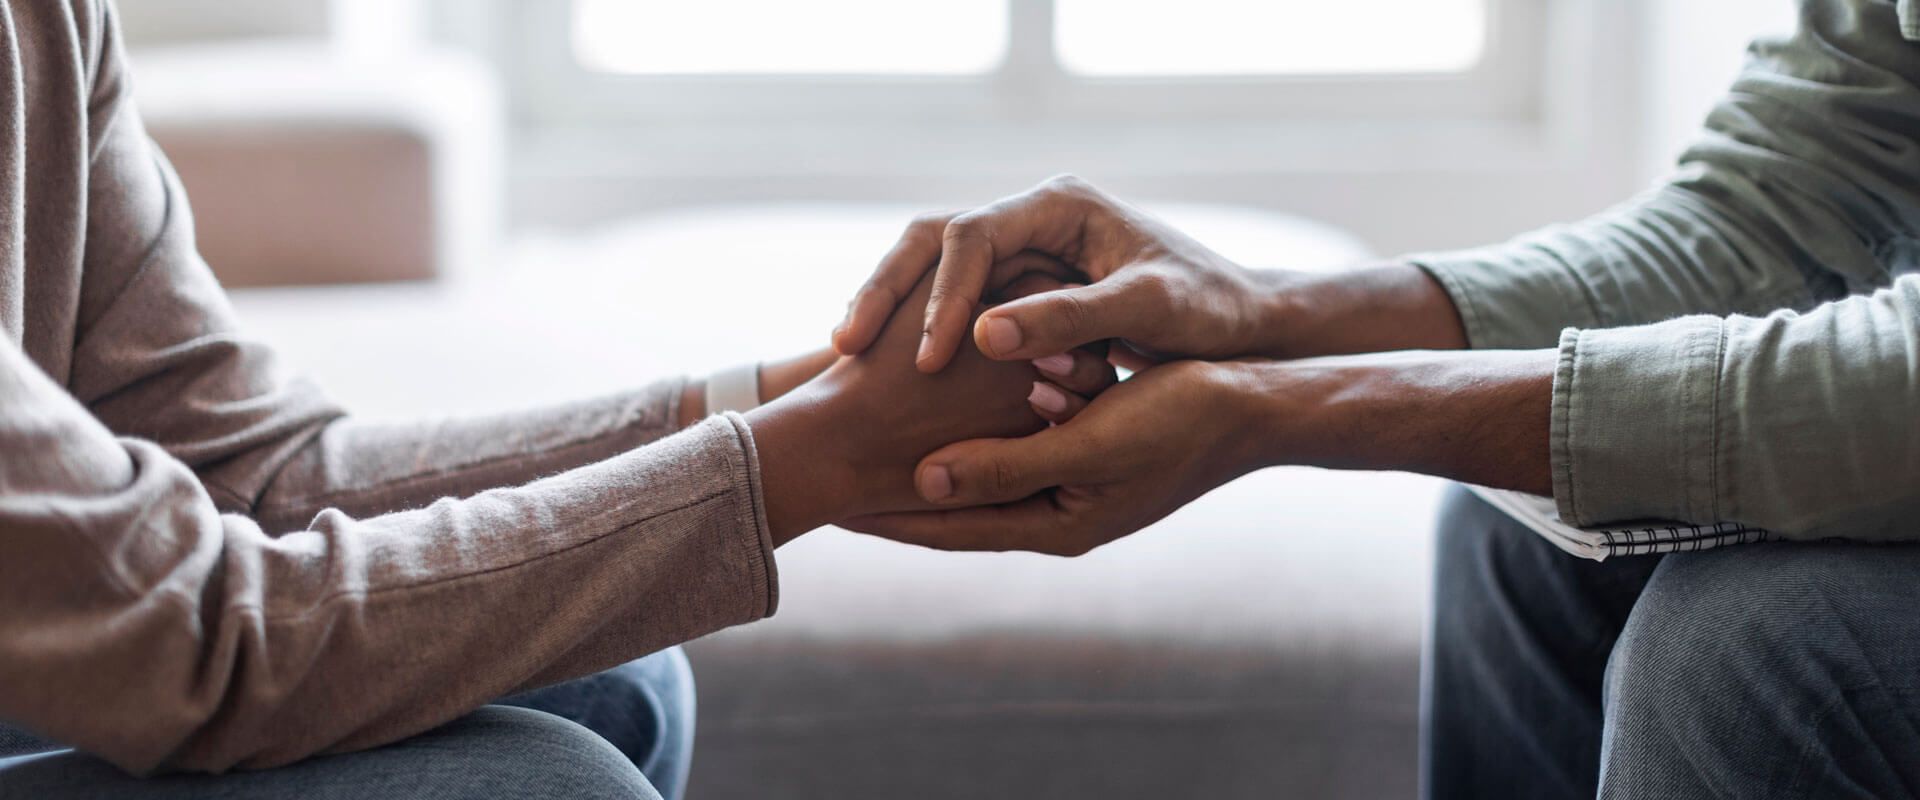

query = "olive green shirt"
[1418, 0, 1920, 541]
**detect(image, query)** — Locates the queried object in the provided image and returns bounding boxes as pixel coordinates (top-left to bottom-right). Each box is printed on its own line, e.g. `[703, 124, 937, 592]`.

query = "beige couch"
[133, 41, 501, 286]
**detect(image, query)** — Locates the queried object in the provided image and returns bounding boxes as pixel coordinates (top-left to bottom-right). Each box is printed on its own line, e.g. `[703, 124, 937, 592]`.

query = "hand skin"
[742, 274, 1050, 546]
[843, 349, 1554, 556]
[676, 348, 839, 429]
[830, 174, 1468, 373]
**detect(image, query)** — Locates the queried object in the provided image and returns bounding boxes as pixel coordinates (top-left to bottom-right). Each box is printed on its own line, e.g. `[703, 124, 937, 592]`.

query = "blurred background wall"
[116, 0, 1801, 271]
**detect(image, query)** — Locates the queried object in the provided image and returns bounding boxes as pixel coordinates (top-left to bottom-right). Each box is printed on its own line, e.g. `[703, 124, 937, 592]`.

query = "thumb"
[915, 425, 1109, 506]
[973, 274, 1163, 361]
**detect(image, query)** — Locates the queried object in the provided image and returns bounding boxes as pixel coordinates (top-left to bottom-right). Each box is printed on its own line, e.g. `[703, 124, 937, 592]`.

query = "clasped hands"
[746, 176, 1554, 554]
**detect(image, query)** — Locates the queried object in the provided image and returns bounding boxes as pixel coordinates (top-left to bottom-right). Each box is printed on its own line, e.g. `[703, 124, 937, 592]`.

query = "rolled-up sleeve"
[1550, 278, 1920, 538]
[1413, 0, 1920, 537]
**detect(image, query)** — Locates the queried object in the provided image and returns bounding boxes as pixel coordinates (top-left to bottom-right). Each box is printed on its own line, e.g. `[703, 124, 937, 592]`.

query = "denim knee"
[434, 706, 663, 800]
[495, 647, 697, 800]
[0, 707, 661, 800]
[1599, 544, 1920, 795]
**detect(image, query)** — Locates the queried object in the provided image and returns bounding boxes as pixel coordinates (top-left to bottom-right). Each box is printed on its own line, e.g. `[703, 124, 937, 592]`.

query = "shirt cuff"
[1550, 316, 1726, 527]
[1411, 242, 1604, 351]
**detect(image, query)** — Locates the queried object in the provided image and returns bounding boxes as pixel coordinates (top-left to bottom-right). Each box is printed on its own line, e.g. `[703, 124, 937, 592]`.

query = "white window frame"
[442, 0, 1641, 257]
[505, 0, 1544, 127]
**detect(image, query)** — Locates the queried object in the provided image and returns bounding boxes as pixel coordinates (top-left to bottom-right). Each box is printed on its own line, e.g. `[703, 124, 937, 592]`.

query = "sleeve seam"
[1708, 319, 1730, 523]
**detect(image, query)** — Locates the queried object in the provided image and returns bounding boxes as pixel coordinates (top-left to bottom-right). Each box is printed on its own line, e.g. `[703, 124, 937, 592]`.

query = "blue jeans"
[0, 648, 695, 800]
[1423, 486, 1920, 798]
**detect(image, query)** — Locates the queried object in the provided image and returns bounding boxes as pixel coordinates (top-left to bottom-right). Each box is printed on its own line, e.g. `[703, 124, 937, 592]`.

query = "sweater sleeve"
[0, 2, 778, 774]
[62, 2, 700, 531]
[1, 337, 776, 774]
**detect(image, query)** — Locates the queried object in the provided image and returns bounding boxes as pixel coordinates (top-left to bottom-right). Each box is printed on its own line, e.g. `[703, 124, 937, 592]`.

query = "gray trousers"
[1423, 486, 1920, 798]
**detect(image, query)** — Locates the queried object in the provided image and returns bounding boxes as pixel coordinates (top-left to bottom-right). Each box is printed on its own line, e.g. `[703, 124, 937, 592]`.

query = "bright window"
[573, 0, 1488, 78]
[1054, 0, 1487, 76]
[573, 0, 1010, 75]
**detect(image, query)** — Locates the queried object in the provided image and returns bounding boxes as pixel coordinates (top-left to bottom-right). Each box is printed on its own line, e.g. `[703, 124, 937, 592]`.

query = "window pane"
[1055, 0, 1486, 76]
[573, 0, 1008, 75]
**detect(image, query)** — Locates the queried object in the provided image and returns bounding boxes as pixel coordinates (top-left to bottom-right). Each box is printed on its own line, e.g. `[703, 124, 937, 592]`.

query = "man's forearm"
[1229, 349, 1556, 496]
[1250, 263, 1470, 359]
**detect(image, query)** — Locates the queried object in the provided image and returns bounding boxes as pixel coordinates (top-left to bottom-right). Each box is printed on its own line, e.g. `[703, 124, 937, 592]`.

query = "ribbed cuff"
[1551, 317, 1726, 527]
[714, 412, 779, 618]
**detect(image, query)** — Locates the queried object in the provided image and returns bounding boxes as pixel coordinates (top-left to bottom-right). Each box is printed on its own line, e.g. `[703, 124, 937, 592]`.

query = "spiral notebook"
[1465, 485, 1772, 561]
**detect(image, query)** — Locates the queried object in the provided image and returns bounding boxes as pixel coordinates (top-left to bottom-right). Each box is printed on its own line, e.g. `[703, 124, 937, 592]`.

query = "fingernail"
[830, 323, 847, 344]
[1032, 353, 1073, 376]
[1028, 381, 1069, 414]
[918, 464, 953, 501]
[915, 331, 934, 364]
[983, 316, 1023, 356]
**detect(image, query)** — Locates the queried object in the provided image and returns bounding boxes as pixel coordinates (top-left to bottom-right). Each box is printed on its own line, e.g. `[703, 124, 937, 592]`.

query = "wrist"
[742, 381, 862, 545]
[677, 380, 708, 429]
[1247, 263, 1469, 359]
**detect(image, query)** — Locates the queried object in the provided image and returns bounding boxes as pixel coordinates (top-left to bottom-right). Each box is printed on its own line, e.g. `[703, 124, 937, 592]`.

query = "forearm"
[1248, 263, 1469, 358]
[1228, 348, 1555, 495]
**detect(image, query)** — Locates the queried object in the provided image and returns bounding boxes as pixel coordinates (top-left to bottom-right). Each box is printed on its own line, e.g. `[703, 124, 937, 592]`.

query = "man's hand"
[831, 175, 1470, 373]
[842, 360, 1259, 555]
[842, 349, 1556, 556]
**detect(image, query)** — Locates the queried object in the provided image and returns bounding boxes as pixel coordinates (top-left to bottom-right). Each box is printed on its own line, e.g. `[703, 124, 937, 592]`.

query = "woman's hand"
[759, 348, 839, 404]
[839, 359, 1262, 556]
[830, 175, 1468, 372]
[679, 349, 838, 429]
[744, 272, 1057, 543]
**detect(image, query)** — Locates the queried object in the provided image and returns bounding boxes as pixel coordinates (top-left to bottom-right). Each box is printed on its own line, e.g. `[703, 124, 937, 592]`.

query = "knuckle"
[1131, 273, 1182, 338]
[1041, 173, 1091, 197]
[942, 216, 988, 249]
[1135, 270, 1179, 307]
[909, 212, 952, 244]
[925, 285, 973, 317]
[985, 457, 1024, 496]
[1051, 291, 1094, 338]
